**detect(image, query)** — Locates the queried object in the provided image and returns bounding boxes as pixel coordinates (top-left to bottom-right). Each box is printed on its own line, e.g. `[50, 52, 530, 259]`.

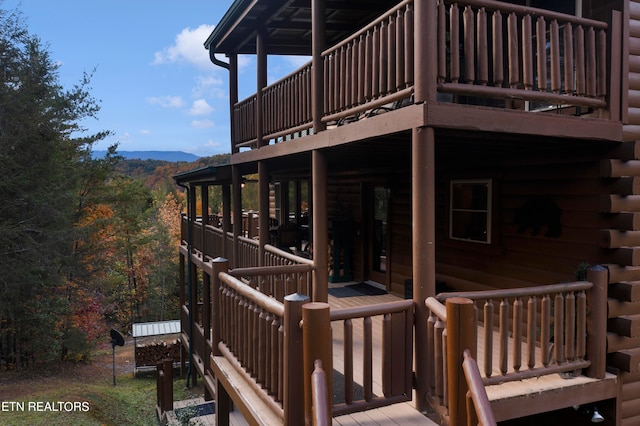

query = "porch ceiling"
[205, 0, 401, 55]
[264, 133, 411, 180]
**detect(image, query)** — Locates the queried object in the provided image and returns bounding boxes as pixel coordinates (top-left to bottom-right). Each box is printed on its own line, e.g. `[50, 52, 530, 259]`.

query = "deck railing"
[263, 63, 313, 142]
[424, 266, 608, 423]
[233, 95, 257, 149]
[230, 0, 619, 151]
[462, 350, 497, 426]
[321, 0, 414, 123]
[437, 0, 611, 110]
[329, 300, 414, 416]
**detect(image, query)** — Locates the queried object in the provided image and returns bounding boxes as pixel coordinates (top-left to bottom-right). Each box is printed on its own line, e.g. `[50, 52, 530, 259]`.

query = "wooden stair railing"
[462, 350, 497, 426]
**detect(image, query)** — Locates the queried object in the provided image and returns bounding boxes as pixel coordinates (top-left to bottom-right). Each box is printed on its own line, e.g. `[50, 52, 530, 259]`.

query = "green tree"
[0, 6, 112, 366]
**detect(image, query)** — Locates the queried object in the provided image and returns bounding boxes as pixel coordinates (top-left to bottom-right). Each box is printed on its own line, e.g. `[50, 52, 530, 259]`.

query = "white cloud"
[140, 129, 151, 135]
[147, 96, 185, 108]
[191, 119, 214, 128]
[189, 99, 213, 116]
[153, 24, 215, 70]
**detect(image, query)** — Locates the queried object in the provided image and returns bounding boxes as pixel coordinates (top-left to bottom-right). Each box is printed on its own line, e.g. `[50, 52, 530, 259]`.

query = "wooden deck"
[328, 287, 438, 425]
[329, 285, 618, 424]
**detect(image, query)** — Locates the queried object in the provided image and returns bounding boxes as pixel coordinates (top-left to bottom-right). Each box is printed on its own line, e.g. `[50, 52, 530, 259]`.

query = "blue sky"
[3, 0, 306, 157]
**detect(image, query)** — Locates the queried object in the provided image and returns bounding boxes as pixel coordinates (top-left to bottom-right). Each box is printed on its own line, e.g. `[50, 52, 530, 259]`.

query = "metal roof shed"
[132, 320, 181, 375]
[132, 320, 180, 338]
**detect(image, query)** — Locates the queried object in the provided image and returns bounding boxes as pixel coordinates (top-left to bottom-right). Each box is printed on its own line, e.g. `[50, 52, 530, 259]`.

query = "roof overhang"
[173, 164, 232, 186]
[205, 0, 400, 56]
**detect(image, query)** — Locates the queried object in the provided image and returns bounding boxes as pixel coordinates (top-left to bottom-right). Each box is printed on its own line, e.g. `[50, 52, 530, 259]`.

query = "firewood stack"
[135, 340, 181, 367]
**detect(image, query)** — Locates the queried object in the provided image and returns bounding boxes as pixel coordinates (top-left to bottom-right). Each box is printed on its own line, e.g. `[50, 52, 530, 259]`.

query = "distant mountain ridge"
[93, 150, 200, 162]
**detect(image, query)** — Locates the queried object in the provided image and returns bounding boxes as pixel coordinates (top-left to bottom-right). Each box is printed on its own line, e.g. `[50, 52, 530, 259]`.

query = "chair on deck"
[276, 222, 298, 250]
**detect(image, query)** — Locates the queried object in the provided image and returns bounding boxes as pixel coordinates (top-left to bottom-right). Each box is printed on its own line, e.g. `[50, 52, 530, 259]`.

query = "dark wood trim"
[425, 102, 622, 141]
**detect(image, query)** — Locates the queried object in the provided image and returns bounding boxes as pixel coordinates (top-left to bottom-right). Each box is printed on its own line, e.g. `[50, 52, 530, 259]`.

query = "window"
[450, 179, 492, 244]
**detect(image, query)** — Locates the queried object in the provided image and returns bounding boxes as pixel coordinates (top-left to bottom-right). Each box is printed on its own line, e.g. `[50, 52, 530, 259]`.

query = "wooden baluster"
[437, 1, 446, 82]
[477, 7, 488, 86]
[513, 297, 523, 372]
[522, 14, 533, 90]
[396, 8, 405, 89]
[248, 301, 257, 376]
[324, 54, 330, 114]
[450, 3, 460, 83]
[333, 50, 340, 112]
[554, 293, 565, 364]
[508, 12, 519, 88]
[541, 294, 551, 366]
[278, 318, 285, 403]
[234, 291, 242, 357]
[365, 30, 373, 100]
[434, 315, 445, 403]
[264, 311, 272, 392]
[499, 298, 509, 375]
[258, 307, 268, 384]
[576, 290, 587, 361]
[492, 10, 503, 87]
[345, 43, 352, 109]
[483, 299, 494, 377]
[463, 6, 475, 83]
[345, 318, 354, 404]
[335, 46, 342, 111]
[536, 16, 547, 91]
[597, 29, 607, 98]
[427, 311, 436, 392]
[575, 25, 585, 96]
[404, 3, 414, 86]
[364, 316, 373, 401]
[443, 328, 448, 407]
[565, 292, 576, 362]
[586, 26, 596, 97]
[550, 20, 561, 93]
[269, 314, 279, 396]
[527, 296, 537, 369]
[380, 19, 388, 96]
[383, 313, 391, 397]
[372, 25, 380, 99]
[388, 16, 396, 94]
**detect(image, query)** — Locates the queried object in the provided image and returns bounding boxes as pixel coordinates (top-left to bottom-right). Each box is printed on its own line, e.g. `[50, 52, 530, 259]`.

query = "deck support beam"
[229, 54, 238, 154]
[412, 125, 436, 411]
[222, 183, 231, 259]
[256, 28, 267, 147]
[312, 149, 329, 302]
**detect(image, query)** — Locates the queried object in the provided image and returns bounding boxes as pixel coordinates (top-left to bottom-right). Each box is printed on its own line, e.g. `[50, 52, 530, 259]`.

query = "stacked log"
[135, 340, 181, 367]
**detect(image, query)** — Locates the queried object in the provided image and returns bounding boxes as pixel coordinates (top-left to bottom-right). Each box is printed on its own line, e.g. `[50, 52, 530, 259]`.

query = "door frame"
[363, 183, 391, 290]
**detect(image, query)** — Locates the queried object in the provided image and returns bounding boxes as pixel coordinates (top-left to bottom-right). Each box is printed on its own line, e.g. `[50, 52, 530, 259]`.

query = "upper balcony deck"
[229, 0, 623, 154]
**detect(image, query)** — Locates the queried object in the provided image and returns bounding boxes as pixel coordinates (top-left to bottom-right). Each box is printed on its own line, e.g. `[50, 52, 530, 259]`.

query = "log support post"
[586, 265, 608, 379]
[446, 297, 476, 426]
[284, 293, 310, 425]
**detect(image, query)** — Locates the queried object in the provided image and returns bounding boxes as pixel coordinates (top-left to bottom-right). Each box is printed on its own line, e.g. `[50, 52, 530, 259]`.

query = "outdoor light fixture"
[591, 406, 604, 423]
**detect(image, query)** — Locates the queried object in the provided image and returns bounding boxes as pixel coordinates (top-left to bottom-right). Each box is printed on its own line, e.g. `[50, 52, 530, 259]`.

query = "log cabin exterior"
[171, 0, 640, 424]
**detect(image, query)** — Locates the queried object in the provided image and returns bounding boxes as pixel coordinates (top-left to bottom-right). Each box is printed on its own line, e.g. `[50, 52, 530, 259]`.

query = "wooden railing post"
[586, 265, 608, 379]
[284, 293, 310, 425]
[446, 297, 476, 426]
[156, 358, 173, 415]
[303, 302, 332, 426]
